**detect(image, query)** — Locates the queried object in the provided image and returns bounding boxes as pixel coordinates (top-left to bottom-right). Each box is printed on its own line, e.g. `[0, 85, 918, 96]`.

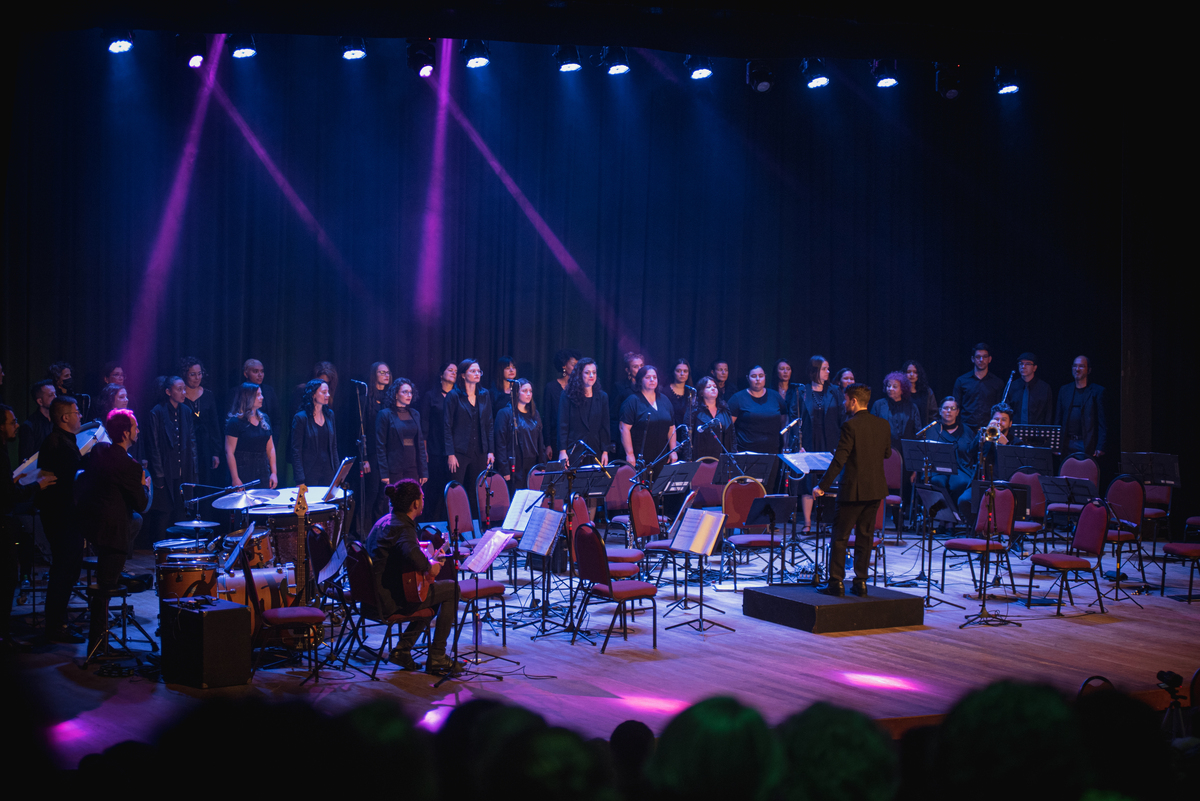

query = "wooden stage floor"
[13, 532, 1200, 768]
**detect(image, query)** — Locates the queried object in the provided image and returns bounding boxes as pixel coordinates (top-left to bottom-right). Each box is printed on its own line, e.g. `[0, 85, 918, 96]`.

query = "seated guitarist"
[365, 479, 461, 674]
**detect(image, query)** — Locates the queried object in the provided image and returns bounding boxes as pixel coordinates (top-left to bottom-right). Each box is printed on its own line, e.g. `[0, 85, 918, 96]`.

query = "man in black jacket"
[1005, 352, 1053, 425]
[77, 409, 149, 654]
[365, 480, 460, 674]
[812, 384, 892, 597]
[2, 404, 56, 649]
[146, 376, 198, 544]
[952, 343, 1005, 429]
[17, 379, 56, 462]
[1056, 355, 1106, 458]
[37, 395, 84, 641]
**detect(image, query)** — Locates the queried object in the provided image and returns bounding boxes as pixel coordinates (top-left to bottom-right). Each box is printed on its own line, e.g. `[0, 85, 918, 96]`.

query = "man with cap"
[1004, 352, 1053, 425]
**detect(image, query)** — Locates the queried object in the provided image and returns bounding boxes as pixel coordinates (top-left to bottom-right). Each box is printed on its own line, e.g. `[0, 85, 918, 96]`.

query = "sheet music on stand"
[462, 528, 517, 573]
[669, 509, 725, 557]
[715, 452, 776, 484]
[1009, 424, 1061, 453]
[651, 461, 700, 495]
[778, 452, 833, 477]
[665, 491, 699, 539]
[900, 440, 957, 475]
[502, 489, 544, 531]
[326, 457, 357, 500]
[1120, 452, 1181, 487]
[517, 507, 565, 556]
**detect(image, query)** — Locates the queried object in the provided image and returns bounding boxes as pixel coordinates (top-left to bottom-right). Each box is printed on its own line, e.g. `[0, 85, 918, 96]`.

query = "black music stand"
[452, 528, 520, 671]
[900, 439, 957, 533]
[1010, 424, 1062, 453]
[715, 452, 774, 485]
[996, 445, 1053, 481]
[572, 464, 617, 499]
[651, 461, 700, 497]
[664, 509, 731, 632]
[905, 487, 965, 610]
[744, 495, 797, 586]
[1121, 451, 1181, 565]
[513, 507, 574, 638]
[538, 461, 570, 500]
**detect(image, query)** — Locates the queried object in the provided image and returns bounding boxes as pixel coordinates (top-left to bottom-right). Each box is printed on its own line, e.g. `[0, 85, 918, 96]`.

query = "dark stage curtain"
[2, 33, 1125, 484]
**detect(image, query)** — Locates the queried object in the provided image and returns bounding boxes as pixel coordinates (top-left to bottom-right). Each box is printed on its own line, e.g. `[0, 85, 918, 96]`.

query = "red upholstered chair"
[339, 541, 435, 679]
[570, 524, 658, 654]
[691, 457, 724, 507]
[455, 575, 509, 648]
[720, 476, 767, 590]
[1184, 516, 1200, 542]
[1104, 475, 1146, 585]
[600, 464, 635, 525]
[846, 500, 888, 585]
[1046, 455, 1099, 529]
[1009, 468, 1047, 553]
[444, 482, 476, 542]
[475, 472, 510, 530]
[571, 493, 642, 569]
[883, 450, 904, 542]
[610, 471, 669, 545]
[527, 464, 545, 491]
[1160, 541, 1200, 603]
[941, 487, 1017, 594]
[237, 548, 328, 683]
[1024, 499, 1108, 615]
[1142, 484, 1171, 556]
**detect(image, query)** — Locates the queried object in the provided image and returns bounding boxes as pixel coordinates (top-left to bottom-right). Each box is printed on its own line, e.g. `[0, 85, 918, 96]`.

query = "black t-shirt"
[620, 393, 674, 463]
[728, 390, 787, 453]
[225, 416, 273, 458]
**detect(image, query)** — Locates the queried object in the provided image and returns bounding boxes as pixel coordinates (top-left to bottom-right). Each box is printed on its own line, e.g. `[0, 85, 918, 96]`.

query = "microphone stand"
[352, 379, 368, 537]
[961, 436, 1020, 628]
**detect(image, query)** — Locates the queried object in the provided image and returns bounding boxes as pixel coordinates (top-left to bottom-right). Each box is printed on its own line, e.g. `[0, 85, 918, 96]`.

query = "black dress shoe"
[387, 649, 419, 671]
[816, 581, 845, 597]
[425, 655, 466, 675]
[850, 580, 869, 597]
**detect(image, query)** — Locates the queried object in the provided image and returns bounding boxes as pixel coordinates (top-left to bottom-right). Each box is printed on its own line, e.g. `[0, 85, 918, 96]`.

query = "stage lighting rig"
[339, 37, 367, 60]
[600, 47, 630, 75]
[936, 63, 961, 99]
[106, 30, 134, 54]
[555, 45, 582, 72]
[685, 55, 713, 80]
[175, 33, 205, 68]
[871, 59, 898, 88]
[230, 34, 257, 59]
[746, 60, 774, 92]
[407, 38, 435, 77]
[462, 40, 490, 68]
[995, 67, 1020, 94]
[801, 58, 829, 88]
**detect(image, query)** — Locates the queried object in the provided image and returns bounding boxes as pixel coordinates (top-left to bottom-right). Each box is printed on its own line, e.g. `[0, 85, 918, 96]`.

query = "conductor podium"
[742, 584, 925, 634]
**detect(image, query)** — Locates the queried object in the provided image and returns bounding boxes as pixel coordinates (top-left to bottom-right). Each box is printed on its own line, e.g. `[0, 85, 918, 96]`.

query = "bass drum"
[217, 564, 297, 634]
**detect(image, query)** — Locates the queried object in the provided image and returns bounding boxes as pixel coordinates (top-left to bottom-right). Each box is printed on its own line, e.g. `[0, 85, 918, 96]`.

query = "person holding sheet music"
[558, 358, 610, 467]
[924, 397, 975, 502]
[688, 377, 735, 460]
[497, 379, 545, 490]
[620, 365, 678, 477]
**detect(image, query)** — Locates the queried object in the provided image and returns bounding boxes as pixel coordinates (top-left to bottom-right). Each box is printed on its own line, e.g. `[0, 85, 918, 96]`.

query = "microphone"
[576, 440, 597, 456]
[350, 378, 368, 387]
[780, 418, 801, 436]
[915, 419, 939, 438]
[697, 418, 722, 434]
[675, 424, 690, 434]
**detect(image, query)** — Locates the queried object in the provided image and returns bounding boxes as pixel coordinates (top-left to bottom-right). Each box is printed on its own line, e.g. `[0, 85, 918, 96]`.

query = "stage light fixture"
[995, 67, 1020, 94]
[685, 55, 713, 80]
[871, 59, 898, 88]
[230, 34, 257, 59]
[600, 47, 630, 75]
[554, 45, 582, 72]
[462, 40, 490, 68]
[339, 36, 367, 60]
[175, 33, 206, 68]
[107, 30, 134, 54]
[746, 60, 774, 92]
[935, 63, 961, 99]
[407, 38, 436, 77]
[801, 58, 829, 88]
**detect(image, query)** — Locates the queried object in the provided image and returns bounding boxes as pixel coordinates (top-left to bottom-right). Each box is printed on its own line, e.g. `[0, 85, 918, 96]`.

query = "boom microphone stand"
[961, 435, 1020, 628]
[351, 379, 369, 537]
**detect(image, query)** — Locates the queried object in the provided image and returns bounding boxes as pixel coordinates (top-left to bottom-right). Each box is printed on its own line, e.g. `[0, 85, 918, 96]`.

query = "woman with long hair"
[179, 357, 221, 483]
[493, 356, 518, 418]
[666, 358, 696, 427]
[225, 382, 277, 490]
[376, 377, 428, 486]
[901, 359, 938, 429]
[557, 357, 610, 466]
[687, 376, 735, 460]
[496, 378, 545, 489]
[443, 359, 494, 517]
[420, 361, 457, 519]
[541, 348, 581, 460]
[291, 379, 339, 487]
[798, 355, 844, 529]
[619, 365, 678, 477]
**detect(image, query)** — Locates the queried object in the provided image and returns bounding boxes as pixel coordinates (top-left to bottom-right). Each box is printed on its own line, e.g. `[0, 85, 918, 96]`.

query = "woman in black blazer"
[290, 379, 339, 487]
[375, 377, 428, 486]
[557, 357, 611, 466]
[443, 359, 494, 517]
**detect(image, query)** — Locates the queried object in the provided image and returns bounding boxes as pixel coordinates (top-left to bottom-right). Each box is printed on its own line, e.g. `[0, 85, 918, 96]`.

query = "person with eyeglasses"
[1004, 352, 1053, 425]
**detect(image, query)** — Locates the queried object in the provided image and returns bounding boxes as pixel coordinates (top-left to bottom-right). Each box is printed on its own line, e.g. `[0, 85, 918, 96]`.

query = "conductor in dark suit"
[812, 384, 892, 597]
[77, 409, 149, 653]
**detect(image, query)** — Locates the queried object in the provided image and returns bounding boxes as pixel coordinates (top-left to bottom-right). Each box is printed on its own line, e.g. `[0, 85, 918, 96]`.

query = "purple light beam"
[415, 38, 454, 323]
[430, 81, 643, 353]
[119, 34, 224, 380]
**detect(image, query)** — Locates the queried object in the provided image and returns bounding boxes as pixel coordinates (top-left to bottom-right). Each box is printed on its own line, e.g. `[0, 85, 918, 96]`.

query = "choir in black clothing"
[419, 361, 457, 521]
[609, 352, 644, 460]
[17, 380, 56, 462]
[225, 383, 277, 490]
[37, 396, 84, 641]
[619, 365, 678, 475]
[1004, 352, 1054, 425]
[493, 356, 518, 419]
[362, 361, 393, 522]
[797, 357, 845, 529]
[952, 343, 1005, 429]
[290, 379, 339, 487]
[1056, 356, 1106, 457]
[496, 378, 545, 489]
[870, 372, 920, 452]
[557, 358, 611, 466]
[146, 376, 198, 542]
[666, 359, 696, 426]
[180, 358, 221, 485]
[541, 350, 579, 461]
[902, 360, 939, 429]
[443, 359, 494, 517]
[923, 397, 976, 503]
[687, 376, 735, 460]
[375, 378, 428, 485]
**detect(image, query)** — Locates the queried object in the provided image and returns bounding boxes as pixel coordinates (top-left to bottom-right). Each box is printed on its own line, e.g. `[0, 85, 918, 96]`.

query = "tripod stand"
[961, 464, 1020, 629]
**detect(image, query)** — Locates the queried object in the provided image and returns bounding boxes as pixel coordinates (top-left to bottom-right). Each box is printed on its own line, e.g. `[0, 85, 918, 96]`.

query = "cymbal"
[171, 519, 219, 529]
[212, 490, 276, 510]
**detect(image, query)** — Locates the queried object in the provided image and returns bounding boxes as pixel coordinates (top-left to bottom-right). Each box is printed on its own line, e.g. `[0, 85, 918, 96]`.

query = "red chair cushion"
[1105, 530, 1136, 543]
[727, 534, 784, 547]
[1186, 516, 1200, 527]
[885, 495, 902, 506]
[590, 580, 657, 601]
[1030, 553, 1092, 570]
[608, 562, 640, 578]
[1164, 543, 1200, 559]
[1047, 503, 1086, 514]
[263, 607, 326, 626]
[460, 579, 506, 600]
[1142, 508, 1167, 519]
[605, 547, 644, 562]
[1013, 521, 1044, 534]
[945, 538, 1006, 553]
[643, 539, 674, 551]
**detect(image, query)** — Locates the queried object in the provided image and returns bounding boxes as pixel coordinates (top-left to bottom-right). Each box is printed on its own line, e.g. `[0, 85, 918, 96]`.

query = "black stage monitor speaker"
[159, 597, 252, 688]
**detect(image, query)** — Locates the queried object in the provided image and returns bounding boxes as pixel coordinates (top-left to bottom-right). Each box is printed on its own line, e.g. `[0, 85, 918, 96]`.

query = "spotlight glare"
[419, 65, 434, 78]
[188, 55, 203, 68]
[107, 31, 134, 54]
[599, 47, 630, 75]
[871, 59, 898, 88]
[746, 60, 774, 92]
[462, 40, 490, 68]
[554, 45, 582, 72]
[801, 58, 829, 89]
[407, 38, 436, 78]
[340, 37, 367, 61]
[995, 67, 1020, 95]
[685, 55, 713, 80]
[230, 35, 257, 59]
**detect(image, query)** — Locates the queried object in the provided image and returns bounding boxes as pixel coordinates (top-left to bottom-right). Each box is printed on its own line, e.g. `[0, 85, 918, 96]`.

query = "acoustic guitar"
[401, 530, 448, 603]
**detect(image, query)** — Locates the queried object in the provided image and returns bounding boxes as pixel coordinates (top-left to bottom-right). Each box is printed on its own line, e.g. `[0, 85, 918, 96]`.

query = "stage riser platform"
[743, 584, 925, 633]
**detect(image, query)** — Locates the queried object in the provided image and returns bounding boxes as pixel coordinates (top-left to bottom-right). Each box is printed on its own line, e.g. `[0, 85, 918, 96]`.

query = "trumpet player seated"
[366, 479, 461, 674]
[957, 403, 1022, 518]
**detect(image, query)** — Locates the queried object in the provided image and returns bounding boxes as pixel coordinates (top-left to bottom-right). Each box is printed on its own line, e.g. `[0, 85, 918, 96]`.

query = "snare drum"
[154, 538, 209, 565]
[238, 529, 274, 568]
[156, 559, 219, 600]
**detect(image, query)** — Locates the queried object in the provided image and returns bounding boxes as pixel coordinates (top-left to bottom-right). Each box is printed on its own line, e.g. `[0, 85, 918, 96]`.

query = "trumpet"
[983, 422, 1002, 442]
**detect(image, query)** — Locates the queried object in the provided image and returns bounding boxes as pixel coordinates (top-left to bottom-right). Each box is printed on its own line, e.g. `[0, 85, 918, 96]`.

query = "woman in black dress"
[688, 376, 735, 460]
[557, 357, 611, 466]
[225, 383, 277, 490]
[872, 371, 921, 452]
[496, 379, 545, 490]
[291, 379, 339, 487]
[492, 356, 518, 418]
[619, 365, 678, 477]
[798, 355, 844, 529]
[443, 359, 494, 517]
[902, 359, 938, 429]
[833, 367, 856, 391]
[728, 365, 788, 488]
[375, 378, 428, 487]
[541, 349, 580, 460]
[665, 358, 695, 428]
[420, 361, 456, 519]
[179, 357, 221, 484]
